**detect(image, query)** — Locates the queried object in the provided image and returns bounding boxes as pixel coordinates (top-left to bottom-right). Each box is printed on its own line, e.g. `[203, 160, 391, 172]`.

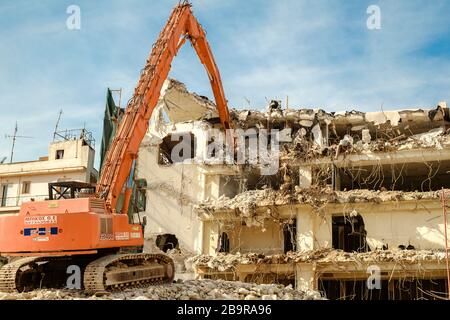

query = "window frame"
[21, 181, 31, 194]
[55, 149, 65, 160]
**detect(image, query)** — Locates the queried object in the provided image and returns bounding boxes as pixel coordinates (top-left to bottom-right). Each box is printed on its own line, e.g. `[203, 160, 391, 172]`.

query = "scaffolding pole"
[441, 188, 450, 299]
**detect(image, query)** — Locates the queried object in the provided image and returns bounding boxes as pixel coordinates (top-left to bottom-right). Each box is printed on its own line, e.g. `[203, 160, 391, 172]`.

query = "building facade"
[137, 79, 450, 299]
[0, 131, 97, 214]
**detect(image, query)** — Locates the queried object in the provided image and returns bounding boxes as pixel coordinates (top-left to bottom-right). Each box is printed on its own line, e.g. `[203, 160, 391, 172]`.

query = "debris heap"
[187, 249, 447, 272]
[196, 187, 441, 216]
[0, 279, 323, 300]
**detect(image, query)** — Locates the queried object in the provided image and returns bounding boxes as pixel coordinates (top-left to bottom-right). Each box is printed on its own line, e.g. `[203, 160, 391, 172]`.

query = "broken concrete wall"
[294, 200, 449, 252]
[137, 126, 207, 253]
[296, 208, 331, 252]
[299, 200, 448, 251]
[203, 219, 285, 255]
[159, 79, 219, 123]
[361, 205, 447, 250]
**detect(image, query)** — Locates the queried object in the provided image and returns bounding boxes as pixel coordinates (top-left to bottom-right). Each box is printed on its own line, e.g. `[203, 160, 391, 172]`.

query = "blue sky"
[0, 0, 449, 166]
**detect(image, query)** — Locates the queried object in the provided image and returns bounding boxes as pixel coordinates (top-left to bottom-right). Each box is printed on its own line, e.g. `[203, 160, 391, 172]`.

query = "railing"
[53, 128, 95, 149]
[0, 194, 49, 208]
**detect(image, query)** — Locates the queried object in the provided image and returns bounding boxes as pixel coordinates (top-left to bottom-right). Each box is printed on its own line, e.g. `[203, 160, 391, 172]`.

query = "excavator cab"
[48, 181, 96, 200]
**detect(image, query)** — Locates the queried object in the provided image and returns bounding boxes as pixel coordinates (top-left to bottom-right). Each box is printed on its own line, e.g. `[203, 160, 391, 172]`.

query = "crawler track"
[0, 253, 174, 293]
[83, 253, 174, 293]
[0, 257, 46, 292]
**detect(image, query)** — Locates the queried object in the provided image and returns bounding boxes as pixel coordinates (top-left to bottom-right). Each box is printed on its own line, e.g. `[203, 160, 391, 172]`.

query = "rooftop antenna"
[53, 109, 63, 141]
[5, 121, 34, 163]
[0, 157, 6, 164]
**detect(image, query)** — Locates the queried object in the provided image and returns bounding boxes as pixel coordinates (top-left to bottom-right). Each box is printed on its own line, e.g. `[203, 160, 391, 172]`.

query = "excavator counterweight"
[0, 3, 231, 293]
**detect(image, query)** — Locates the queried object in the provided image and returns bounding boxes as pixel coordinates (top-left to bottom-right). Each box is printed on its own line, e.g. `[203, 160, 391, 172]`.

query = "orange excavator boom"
[97, 2, 232, 213]
[0, 3, 231, 293]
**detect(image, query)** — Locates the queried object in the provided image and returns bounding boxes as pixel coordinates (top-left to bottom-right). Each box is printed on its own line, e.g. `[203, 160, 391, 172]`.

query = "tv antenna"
[5, 121, 34, 163]
[53, 109, 63, 141]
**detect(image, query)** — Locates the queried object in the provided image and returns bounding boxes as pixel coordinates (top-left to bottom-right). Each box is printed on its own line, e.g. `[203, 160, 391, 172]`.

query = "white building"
[0, 132, 97, 214]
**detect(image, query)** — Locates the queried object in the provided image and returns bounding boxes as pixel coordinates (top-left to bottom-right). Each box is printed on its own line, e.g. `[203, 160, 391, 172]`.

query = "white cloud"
[211, 0, 450, 111]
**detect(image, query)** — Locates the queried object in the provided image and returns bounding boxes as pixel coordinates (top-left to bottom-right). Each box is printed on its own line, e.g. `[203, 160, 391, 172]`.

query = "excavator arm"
[97, 3, 232, 213]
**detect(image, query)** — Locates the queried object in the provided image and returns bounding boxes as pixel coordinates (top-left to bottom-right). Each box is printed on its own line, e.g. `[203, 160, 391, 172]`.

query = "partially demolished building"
[136, 78, 450, 300]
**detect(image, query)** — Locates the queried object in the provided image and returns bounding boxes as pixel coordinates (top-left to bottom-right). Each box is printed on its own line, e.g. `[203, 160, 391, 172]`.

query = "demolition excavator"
[0, 2, 232, 293]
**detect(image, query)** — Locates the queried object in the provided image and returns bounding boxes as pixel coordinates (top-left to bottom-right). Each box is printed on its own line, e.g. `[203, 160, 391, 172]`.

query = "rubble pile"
[188, 249, 447, 272]
[195, 187, 441, 215]
[281, 126, 450, 161]
[197, 189, 286, 216]
[230, 103, 450, 161]
[161, 79, 450, 164]
[159, 79, 450, 163]
[0, 279, 323, 300]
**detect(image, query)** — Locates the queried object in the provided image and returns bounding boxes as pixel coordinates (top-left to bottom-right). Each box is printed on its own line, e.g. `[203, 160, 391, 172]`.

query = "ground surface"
[0, 279, 323, 300]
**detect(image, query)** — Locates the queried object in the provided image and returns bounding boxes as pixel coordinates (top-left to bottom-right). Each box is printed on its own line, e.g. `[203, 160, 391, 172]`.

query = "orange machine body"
[0, 198, 142, 256]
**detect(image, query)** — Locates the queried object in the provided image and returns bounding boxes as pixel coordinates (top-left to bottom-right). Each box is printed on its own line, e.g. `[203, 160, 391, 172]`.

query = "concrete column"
[198, 123, 214, 163]
[212, 175, 221, 200]
[201, 221, 208, 255]
[205, 175, 221, 201]
[296, 263, 316, 291]
[332, 165, 341, 191]
[313, 215, 332, 249]
[296, 209, 314, 251]
[299, 166, 312, 189]
[197, 220, 204, 255]
[202, 221, 220, 255]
